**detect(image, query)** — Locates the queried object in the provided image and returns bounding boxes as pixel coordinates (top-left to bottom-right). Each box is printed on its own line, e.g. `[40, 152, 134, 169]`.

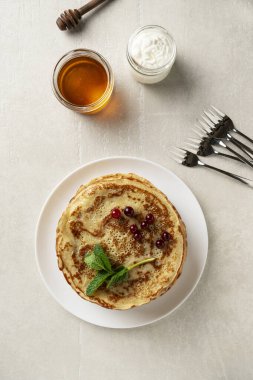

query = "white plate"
[35, 157, 208, 329]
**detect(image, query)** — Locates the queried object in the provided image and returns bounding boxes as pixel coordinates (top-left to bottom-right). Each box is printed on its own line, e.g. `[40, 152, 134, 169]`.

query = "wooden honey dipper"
[56, 0, 108, 31]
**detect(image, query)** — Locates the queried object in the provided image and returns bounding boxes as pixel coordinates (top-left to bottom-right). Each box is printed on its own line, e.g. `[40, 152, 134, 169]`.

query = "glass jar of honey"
[52, 49, 114, 114]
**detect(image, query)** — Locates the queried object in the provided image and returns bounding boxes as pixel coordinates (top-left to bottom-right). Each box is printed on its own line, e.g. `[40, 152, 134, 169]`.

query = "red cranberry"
[141, 220, 148, 229]
[134, 231, 142, 241]
[146, 213, 155, 224]
[161, 231, 170, 241]
[111, 208, 121, 219]
[124, 206, 134, 217]
[130, 224, 138, 234]
[156, 239, 164, 249]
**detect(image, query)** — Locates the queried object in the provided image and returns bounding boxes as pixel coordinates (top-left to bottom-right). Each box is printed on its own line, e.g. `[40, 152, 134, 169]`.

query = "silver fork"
[170, 148, 253, 187]
[193, 120, 253, 165]
[193, 110, 253, 159]
[186, 137, 244, 163]
[201, 106, 253, 157]
[211, 106, 253, 144]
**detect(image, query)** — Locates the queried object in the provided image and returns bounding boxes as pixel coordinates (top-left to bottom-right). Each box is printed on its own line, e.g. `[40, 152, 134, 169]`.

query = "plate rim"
[35, 155, 208, 329]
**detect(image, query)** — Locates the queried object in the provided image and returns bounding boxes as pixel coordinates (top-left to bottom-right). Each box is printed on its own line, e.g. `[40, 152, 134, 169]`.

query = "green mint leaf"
[107, 267, 129, 288]
[84, 252, 103, 271]
[93, 244, 112, 273]
[86, 271, 111, 296]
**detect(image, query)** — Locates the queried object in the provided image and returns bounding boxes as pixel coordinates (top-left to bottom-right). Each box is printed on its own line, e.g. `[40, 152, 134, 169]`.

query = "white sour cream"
[131, 30, 172, 69]
[127, 25, 176, 84]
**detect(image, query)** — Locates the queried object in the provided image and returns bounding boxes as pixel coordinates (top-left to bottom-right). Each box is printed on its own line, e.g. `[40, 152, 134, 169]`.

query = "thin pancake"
[56, 173, 187, 310]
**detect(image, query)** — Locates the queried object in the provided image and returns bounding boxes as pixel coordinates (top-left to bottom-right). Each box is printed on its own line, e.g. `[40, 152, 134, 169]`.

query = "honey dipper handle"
[78, 0, 108, 15]
[56, 0, 109, 31]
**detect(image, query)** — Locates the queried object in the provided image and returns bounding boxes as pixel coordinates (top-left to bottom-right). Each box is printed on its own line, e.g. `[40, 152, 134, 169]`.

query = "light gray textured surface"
[1, 0, 253, 379]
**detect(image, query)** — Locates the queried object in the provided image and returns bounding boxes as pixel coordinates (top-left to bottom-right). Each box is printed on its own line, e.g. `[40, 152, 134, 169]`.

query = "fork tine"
[185, 144, 197, 153]
[187, 137, 199, 147]
[170, 147, 182, 155]
[170, 156, 183, 164]
[176, 147, 187, 153]
[185, 142, 195, 147]
[192, 128, 205, 138]
[211, 105, 225, 117]
[201, 115, 214, 129]
[168, 150, 182, 163]
[188, 137, 201, 143]
[183, 147, 195, 154]
[198, 120, 211, 132]
[168, 149, 184, 163]
[186, 141, 198, 148]
[174, 158, 183, 164]
[169, 153, 183, 162]
[208, 108, 222, 121]
[194, 123, 206, 133]
[195, 122, 208, 131]
[173, 152, 184, 158]
[169, 147, 185, 158]
[204, 110, 219, 124]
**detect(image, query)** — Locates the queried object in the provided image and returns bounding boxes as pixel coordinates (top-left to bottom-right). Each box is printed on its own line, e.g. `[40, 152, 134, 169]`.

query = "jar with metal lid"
[127, 25, 176, 84]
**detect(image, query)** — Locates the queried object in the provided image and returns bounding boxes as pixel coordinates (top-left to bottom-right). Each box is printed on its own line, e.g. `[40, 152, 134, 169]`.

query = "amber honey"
[57, 56, 108, 106]
[53, 49, 114, 114]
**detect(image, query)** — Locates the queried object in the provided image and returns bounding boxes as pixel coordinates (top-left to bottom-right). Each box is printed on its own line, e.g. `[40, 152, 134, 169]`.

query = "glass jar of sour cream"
[127, 25, 176, 84]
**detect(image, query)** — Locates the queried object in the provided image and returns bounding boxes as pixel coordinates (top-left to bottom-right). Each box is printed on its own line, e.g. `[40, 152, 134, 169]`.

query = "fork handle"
[203, 163, 250, 186]
[224, 144, 253, 168]
[230, 136, 253, 156]
[234, 128, 253, 144]
[217, 152, 244, 163]
[229, 138, 253, 160]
